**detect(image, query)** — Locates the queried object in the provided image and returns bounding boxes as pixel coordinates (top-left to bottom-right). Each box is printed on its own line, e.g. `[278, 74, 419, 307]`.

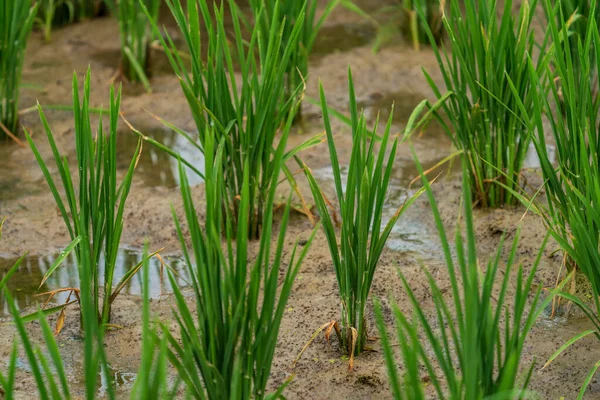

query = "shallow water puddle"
[0, 249, 188, 316]
[116, 127, 204, 188]
[523, 142, 556, 169]
[358, 91, 448, 140]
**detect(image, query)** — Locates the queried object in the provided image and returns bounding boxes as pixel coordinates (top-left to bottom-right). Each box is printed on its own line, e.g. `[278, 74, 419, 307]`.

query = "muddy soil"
[1, 1, 598, 399]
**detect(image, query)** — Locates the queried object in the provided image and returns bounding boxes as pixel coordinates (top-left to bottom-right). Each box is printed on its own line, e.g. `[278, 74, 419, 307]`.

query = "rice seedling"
[374, 158, 556, 399]
[114, 0, 160, 91]
[25, 68, 148, 325]
[35, 0, 76, 43]
[509, 2, 600, 396]
[130, 246, 175, 399]
[302, 70, 425, 365]
[76, 0, 101, 20]
[419, 0, 540, 207]
[0, 0, 38, 141]
[154, 122, 318, 398]
[343, 0, 443, 53]
[248, 0, 340, 122]
[504, 0, 600, 314]
[143, 0, 315, 238]
[401, 0, 443, 50]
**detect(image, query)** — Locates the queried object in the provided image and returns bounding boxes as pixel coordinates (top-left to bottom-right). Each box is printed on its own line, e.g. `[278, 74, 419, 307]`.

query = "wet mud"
[1, 0, 598, 399]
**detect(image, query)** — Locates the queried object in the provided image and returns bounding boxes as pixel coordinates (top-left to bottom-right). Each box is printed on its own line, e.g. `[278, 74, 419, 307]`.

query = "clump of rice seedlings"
[374, 159, 555, 399]
[401, 0, 443, 50]
[115, 0, 160, 92]
[25, 68, 147, 325]
[420, 0, 540, 207]
[0, 0, 38, 141]
[155, 125, 317, 398]
[145, 0, 311, 238]
[303, 70, 424, 365]
[248, 0, 340, 122]
[35, 0, 76, 43]
[517, 0, 600, 312]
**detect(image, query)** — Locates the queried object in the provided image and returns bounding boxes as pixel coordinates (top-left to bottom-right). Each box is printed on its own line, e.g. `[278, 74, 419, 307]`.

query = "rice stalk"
[0, 0, 38, 140]
[402, 0, 443, 50]
[116, 0, 160, 91]
[25, 68, 145, 324]
[248, 0, 340, 122]
[303, 69, 425, 358]
[34, 0, 76, 43]
[374, 157, 556, 399]
[514, 0, 600, 312]
[155, 125, 318, 398]
[143, 0, 310, 238]
[130, 246, 175, 399]
[419, 0, 541, 207]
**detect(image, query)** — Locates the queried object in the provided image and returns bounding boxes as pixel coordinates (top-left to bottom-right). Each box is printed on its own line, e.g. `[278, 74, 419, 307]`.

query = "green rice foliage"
[117, 0, 160, 91]
[25, 69, 144, 324]
[0, 0, 38, 139]
[523, 0, 600, 312]
[304, 69, 424, 356]
[130, 246, 173, 399]
[375, 159, 554, 399]
[420, 0, 540, 207]
[76, 0, 99, 20]
[145, 0, 309, 238]
[159, 128, 317, 399]
[35, 0, 76, 43]
[559, 0, 600, 41]
[402, 0, 443, 50]
[248, 0, 339, 121]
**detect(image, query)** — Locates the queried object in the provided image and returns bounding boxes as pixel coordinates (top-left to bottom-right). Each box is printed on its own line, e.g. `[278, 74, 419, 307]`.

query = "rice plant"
[516, 0, 600, 312]
[374, 159, 556, 399]
[144, 0, 313, 238]
[76, 0, 100, 19]
[130, 246, 174, 399]
[513, 2, 600, 395]
[0, 0, 38, 141]
[419, 0, 540, 207]
[402, 0, 443, 50]
[116, 0, 160, 91]
[303, 70, 425, 364]
[155, 125, 318, 398]
[35, 0, 76, 43]
[248, 0, 340, 122]
[25, 69, 147, 324]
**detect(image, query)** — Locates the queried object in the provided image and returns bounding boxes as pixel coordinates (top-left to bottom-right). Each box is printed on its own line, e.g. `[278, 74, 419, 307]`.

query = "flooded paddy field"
[1, 1, 598, 398]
